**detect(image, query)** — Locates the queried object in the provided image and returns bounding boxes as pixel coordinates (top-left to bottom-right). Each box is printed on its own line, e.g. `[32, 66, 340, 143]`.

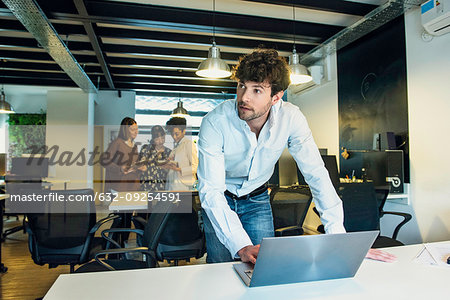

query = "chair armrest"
[132, 216, 147, 228]
[100, 228, 145, 249]
[275, 225, 304, 237]
[94, 247, 156, 271]
[89, 214, 120, 234]
[131, 216, 147, 245]
[382, 211, 412, 240]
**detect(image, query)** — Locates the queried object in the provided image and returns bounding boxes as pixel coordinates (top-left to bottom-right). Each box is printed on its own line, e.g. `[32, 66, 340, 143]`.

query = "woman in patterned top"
[139, 125, 172, 191]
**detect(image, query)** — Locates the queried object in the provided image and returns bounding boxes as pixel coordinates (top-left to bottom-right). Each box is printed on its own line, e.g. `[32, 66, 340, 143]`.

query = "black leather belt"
[224, 183, 268, 200]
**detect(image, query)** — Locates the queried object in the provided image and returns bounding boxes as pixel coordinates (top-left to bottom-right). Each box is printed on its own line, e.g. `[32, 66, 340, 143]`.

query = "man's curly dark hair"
[231, 49, 290, 96]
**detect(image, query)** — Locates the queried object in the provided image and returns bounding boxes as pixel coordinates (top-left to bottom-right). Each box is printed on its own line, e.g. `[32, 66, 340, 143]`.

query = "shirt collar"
[268, 99, 282, 128]
[174, 136, 186, 148]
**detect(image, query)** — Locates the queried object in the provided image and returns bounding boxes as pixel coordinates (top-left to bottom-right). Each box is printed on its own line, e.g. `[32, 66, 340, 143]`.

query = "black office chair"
[134, 207, 206, 266]
[373, 187, 412, 248]
[339, 183, 411, 248]
[2, 176, 43, 240]
[269, 186, 312, 237]
[25, 189, 118, 273]
[75, 200, 172, 273]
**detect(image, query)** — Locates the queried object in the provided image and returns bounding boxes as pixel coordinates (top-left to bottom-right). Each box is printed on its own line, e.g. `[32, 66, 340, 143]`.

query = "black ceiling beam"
[110, 67, 200, 77]
[112, 75, 236, 88]
[84, 1, 342, 39]
[136, 109, 208, 118]
[95, 26, 315, 53]
[0, 49, 54, 61]
[0, 60, 61, 71]
[0, 60, 102, 73]
[0, 63, 233, 86]
[27, 0, 79, 14]
[135, 91, 236, 99]
[1, 16, 315, 54]
[0, 18, 87, 35]
[0, 49, 99, 63]
[74, 0, 114, 89]
[102, 44, 241, 61]
[1, 69, 232, 88]
[114, 82, 235, 94]
[243, 0, 377, 16]
[31, 0, 341, 42]
[0, 36, 93, 52]
[0, 46, 211, 69]
[0, 76, 78, 87]
[106, 56, 201, 69]
[0, 74, 233, 94]
[0, 69, 72, 80]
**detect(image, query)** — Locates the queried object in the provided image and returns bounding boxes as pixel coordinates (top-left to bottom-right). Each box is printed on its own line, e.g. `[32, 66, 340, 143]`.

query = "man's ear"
[271, 90, 284, 105]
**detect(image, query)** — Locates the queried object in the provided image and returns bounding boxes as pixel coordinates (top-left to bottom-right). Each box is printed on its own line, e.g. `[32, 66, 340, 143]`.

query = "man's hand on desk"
[238, 245, 260, 264]
[366, 248, 397, 263]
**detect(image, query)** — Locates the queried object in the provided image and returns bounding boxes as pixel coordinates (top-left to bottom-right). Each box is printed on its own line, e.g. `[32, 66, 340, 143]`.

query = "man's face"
[171, 127, 185, 143]
[236, 81, 277, 122]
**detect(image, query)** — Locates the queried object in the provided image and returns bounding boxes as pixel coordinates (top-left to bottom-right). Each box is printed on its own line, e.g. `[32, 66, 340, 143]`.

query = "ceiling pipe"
[2, 0, 97, 93]
[301, 0, 426, 66]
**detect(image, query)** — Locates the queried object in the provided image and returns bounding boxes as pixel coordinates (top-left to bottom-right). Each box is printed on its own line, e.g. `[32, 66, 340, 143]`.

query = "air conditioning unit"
[421, 0, 450, 36]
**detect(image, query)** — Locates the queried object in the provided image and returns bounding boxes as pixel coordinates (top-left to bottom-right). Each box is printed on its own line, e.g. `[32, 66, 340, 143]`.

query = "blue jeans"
[202, 190, 274, 263]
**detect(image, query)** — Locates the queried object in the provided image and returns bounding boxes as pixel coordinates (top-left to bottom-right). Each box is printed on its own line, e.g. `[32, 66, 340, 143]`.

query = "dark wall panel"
[337, 16, 409, 182]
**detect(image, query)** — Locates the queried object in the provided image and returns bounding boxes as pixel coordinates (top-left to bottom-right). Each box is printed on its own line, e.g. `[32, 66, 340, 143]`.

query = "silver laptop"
[233, 231, 378, 287]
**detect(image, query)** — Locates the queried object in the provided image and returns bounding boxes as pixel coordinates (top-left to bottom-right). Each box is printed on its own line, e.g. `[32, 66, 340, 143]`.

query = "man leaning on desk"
[197, 48, 394, 264]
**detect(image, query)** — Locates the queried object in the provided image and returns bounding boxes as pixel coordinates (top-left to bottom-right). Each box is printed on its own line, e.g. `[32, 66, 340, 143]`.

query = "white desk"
[44, 178, 70, 190]
[44, 243, 450, 300]
[108, 191, 148, 211]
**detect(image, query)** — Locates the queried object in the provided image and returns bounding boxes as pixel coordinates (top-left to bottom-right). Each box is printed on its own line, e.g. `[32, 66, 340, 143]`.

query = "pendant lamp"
[289, 3, 312, 85]
[196, 0, 231, 79]
[0, 87, 14, 114]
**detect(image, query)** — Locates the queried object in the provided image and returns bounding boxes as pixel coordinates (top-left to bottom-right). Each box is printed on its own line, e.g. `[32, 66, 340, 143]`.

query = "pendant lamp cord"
[212, 0, 216, 44]
[292, 1, 296, 51]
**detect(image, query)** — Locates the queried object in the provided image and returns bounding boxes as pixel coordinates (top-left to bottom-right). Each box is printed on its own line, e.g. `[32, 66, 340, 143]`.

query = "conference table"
[44, 243, 449, 300]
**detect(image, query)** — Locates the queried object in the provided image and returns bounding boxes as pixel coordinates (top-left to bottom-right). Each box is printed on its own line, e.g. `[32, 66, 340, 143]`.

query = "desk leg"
[0, 199, 7, 273]
[110, 212, 132, 247]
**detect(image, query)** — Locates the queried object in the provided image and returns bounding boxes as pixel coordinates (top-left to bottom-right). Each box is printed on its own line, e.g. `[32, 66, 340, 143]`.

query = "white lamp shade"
[171, 100, 188, 117]
[196, 43, 231, 79]
[0, 91, 14, 114]
[289, 50, 312, 85]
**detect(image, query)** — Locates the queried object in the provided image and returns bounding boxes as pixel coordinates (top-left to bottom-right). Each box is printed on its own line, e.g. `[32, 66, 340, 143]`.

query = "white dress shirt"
[166, 136, 198, 191]
[197, 99, 345, 257]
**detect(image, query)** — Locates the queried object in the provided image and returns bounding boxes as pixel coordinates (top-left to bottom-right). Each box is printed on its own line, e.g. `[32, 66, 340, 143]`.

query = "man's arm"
[287, 110, 345, 234]
[197, 117, 253, 258]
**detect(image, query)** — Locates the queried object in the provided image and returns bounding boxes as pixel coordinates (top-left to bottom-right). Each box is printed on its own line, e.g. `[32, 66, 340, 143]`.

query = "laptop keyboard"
[244, 270, 253, 279]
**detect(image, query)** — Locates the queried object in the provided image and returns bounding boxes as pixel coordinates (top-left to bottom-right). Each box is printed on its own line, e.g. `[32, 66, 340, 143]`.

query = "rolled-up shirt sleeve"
[287, 109, 346, 234]
[197, 117, 252, 258]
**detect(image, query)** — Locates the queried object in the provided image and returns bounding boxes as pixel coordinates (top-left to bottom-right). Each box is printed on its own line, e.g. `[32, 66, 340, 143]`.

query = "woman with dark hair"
[138, 125, 172, 191]
[103, 117, 144, 193]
